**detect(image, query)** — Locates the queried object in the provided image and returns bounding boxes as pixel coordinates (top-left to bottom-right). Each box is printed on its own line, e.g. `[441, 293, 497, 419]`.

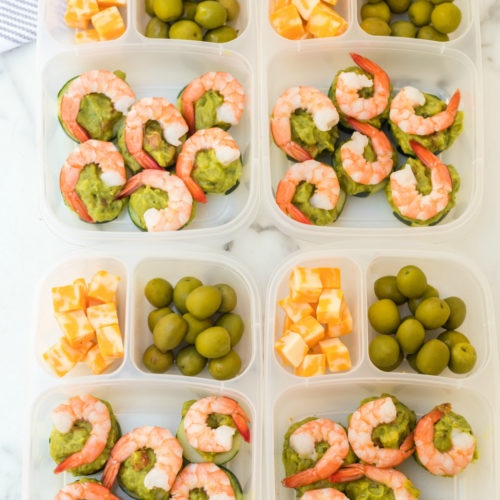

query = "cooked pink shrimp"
[334, 53, 391, 121]
[389, 87, 461, 135]
[388, 140, 453, 221]
[170, 462, 237, 499]
[175, 127, 241, 203]
[339, 117, 394, 185]
[180, 71, 245, 134]
[117, 169, 193, 231]
[271, 85, 339, 162]
[276, 160, 340, 225]
[282, 418, 349, 488]
[124, 97, 189, 170]
[414, 403, 476, 476]
[54, 481, 120, 500]
[183, 396, 251, 453]
[347, 396, 415, 468]
[330, 464, 420, 500]
[59, 69, 136, 143]
[60, 139, 126, 223]
[51, 394, 112, 474]
[300, 488, 349, 500]
[102, 425, 183, 492]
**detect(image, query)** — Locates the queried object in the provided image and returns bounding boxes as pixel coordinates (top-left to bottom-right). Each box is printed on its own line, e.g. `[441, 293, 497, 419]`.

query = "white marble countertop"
[2, 1, 500, 497]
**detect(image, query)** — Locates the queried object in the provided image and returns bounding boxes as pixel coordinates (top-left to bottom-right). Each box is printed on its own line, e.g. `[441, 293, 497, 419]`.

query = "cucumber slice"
[176, 417, 242, 465]
[219, 465, 244, 500]
[57, 76, 80, 142]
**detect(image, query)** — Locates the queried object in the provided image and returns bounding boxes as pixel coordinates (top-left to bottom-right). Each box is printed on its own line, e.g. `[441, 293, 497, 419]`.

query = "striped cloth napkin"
[0, 0, 38, 53]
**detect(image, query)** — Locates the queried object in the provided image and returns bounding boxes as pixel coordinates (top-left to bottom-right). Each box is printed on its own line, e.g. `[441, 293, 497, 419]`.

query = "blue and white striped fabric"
[0, 0, 38, 53]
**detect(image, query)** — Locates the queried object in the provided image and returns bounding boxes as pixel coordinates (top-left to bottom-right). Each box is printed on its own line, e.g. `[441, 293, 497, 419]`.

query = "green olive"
[386, 0, 411, 13]
[185, 285, 222, 319]
[173, 276, 203, 314]
[169, 19, 204, 40]
[414, 297, 450, 330]
[391, 20, 418, 38]
[142, 344, 174, 373]
[148, 306, 173, 333]
[368, 298, 401, 335]
[369, 334, 402, 371]
[395, 318, 426, 354]
[195, 326, 231, 358]
[443, 296, 466, 330]
[396, 265, 428, 299]
[360, 17, 392, 36]
[153, 312, 188, 352]
[215, 312, 244, 346]
[176, 345, 207, 376]
[217, 0, 240, 21]
[408, 0, 434, 27]
[415, 338, 450, 375]
[145, 0, 156, 16]
[431, 2, 461, 33]
[208, 349, 242, 379]
[408, 284, 439, 314]
[145, 16, 169, 38]
[374, 275, 407, 305]
[437, 330, 470, 350]
[153, 0, 184, 22]
[181, 1, 198, 20]
[360, 2, 392, 24]
[214, 283, 237, 313]
[204, 25, 238, 43]
[194, 1, 227, 29]
[417, 25, 450, 41]
[144, 277, 173, 308]
[449, 342, 476, 374]
[182, 313, 213, 344]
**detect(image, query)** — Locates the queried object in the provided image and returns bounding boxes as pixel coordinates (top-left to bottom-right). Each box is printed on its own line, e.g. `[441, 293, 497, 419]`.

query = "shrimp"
[330, 464, 420, 500]
[414, 403, 476, 476]
[54, 480, 120, 500]
[59, 69, 136, 143]
[124, 96, 189, 170]
[51, 394, 112, 474]
[271, 86, 340, 162]
[180, 71, 245, 134]
[389, 86, 461, 135]
[300, 488, 349, 500]
[276, 160, 341, 225]
[60, 139, 127, 223]
[339, 117, 394, 186]
[175, 127, 241, 203]
[282, 418, 349, 488]
[102, 425, 183, 492]
[334, 53, 391, 122]
[170, 462, 237, 499]
[183, 396, 251, 453]
[347, 396, 415, 468]
[116, 169, 193, 231]
[388, 140, 453, 222]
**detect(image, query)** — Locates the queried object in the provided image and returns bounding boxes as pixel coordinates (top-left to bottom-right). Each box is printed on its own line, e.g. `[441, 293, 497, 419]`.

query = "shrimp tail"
[447, 89, 461, 116]
[62, 191, 95, 223]
[133, 150, 163, 170]
[350, 53, 381, 76]
[233, 413, 251, 443]
[276, 179, 312, 225]
[400, 430, 416, 457]
[329, 463, 365, 483]
[101, 458, 121, 489]
[409, 140, 440, 167]
[427, 403, 451, 424]
[115, 175, 144, 199]
[282, 456, 344, 488]
[284, 141, 314, 163]
[53, 451, 85, 474]
[346, 117, 375, 136]
[182, 176, 207, 203]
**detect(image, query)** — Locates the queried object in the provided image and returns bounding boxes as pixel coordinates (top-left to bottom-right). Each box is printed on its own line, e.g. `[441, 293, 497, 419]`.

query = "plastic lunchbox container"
[260, 1, 484, 241]
[264, 247, 499, 498]
[36, 1, 258, 245]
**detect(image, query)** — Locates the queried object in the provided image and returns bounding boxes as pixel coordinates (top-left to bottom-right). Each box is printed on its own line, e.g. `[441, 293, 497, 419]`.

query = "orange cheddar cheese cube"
[86, 302, 119, 330]
[59, 336, 95, 363]
[319, 337, 352, 372]
[97, 0, 126, 7]
[55, 309, 95, 346]
[275, 331, 309, 368]
[51, 281, 87, 313]
[87, 270, 120, 305]
[270, 4, 306, 40]
[65, 0, 100, 29]
[91, 6, 126, 41]
[317, 267, 341, 289]
[306, 2, 348, 38]
[295, 353, 326, 377]
[96, 324, 124, 358]
[85, 344, 115, 374]
[316, 288, 344, 324]
[326, 300, 353, 337]
[279, 295, 315, 323]
[292, 0, 320, 20]
[289, 315, 325, 348]
[289, 267, 323, 302]
[43, 340, 78, 377]
[75, 28, 101, 43]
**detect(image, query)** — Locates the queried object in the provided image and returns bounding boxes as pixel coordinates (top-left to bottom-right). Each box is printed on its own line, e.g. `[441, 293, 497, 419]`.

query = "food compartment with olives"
[261, 41, 482, 240]
[130, 252, 259, 381]
[27, 379, 259, 499]
[269, 379, 496, 499]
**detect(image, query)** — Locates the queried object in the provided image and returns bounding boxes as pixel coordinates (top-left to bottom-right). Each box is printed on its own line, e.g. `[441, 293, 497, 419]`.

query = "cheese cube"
[319, 337, 352, 372]
[275, 331, 309, 368]
[294, 353, 326, 377]
[326, 301, 353, 337]
[317, 267, 341, 289]
[43, 340, 77, 377]
[292, 0, 320, 20]
[97, 0, 126, 7]
[65, 0, 100, 29]
[306, 2, 348, 38]
[289, 267, 323, 303]
[279, 295, 315, 323]
[87, 270, 120, 305]
[316, 288, 344, 324]
[51, 280, 87, 313]
[55, 309, 95, 346]
[86, 302, 119, 330]
[85, 344, 115, 374]
[270, 4, 307, 40]
[75, 28, 100, 44]
[91, 6, 126, 41]
[59, 336, 95, 363]
[289, 315, 325, 348]
[96, 324, 124, 358]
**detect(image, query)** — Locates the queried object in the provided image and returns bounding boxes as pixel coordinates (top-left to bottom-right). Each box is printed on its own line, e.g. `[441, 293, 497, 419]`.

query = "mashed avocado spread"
[192, 149, 242, 195]
[433, 411, 477, 457]
[194, 90, 228, 131]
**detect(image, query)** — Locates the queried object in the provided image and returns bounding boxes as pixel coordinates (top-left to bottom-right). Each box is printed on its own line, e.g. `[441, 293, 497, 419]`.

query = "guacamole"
[386, 157, 460, 227]
[291, 181, 346, 225]
[192, 149, 242, 195]
[49, 399, 121, 476]
[344, 476, 420, 499]
[194, 90, 228, 131]
[290, 109, 339, 159]
[128, 185, 169, 231]
[74, 162, 126, 223]
[389, 92, 464, 155]
[433, 411, 476, 455]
